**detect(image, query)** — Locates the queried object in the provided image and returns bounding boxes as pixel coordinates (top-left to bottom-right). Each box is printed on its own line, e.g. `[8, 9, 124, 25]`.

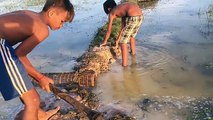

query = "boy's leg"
[20, 88, 40, 120]
[20, 89, 60, 120]
[130, 37, 136, 56]
[129, 15, 144, 56]
[120, 43, 128, 67]
[0, 39, 59, 120]
[38, 106, 60, 120]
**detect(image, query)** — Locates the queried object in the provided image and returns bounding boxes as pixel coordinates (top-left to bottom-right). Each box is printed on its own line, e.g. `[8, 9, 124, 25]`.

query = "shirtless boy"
[101, 0, 143, 67]
[0, 0, 74, 119]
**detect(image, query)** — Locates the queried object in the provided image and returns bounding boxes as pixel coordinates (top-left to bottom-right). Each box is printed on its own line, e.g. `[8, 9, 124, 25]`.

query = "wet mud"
[137, 96, 213, 120]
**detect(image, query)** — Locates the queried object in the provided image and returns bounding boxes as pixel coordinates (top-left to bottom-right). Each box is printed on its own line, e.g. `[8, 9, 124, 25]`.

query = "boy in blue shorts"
[0, 0, 74, 119]
[100, 0, 143, 67]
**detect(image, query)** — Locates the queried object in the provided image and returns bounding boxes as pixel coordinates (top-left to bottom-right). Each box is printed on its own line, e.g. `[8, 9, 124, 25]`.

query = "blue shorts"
[0, 39, 34, 101]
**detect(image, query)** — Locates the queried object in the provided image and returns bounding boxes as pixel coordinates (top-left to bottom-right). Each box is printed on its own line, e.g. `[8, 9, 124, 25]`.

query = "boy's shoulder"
[16, 10, 48, 28]
[13, 10, 48, 32]
[1, 10, 46, 26]
[13, 10, 43, 22]
[112, 2, 133, 11]
[8, 10, 45, 22]
[0, 10, 49, 43]
[111, 2, 142, 17]
[6, 10, 38, 18]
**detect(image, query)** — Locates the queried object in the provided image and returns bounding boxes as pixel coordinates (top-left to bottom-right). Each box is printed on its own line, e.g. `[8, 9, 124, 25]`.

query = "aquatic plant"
[208, 4, 213, 21]
[26, 0, 45, 6]
[123, 0, 138, 4]
[138, 0, 159, 9]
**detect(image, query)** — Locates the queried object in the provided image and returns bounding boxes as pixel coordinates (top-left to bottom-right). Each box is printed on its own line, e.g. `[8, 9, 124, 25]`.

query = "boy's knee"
[21, 89, 41, 108]
[25, 97, 40, 108]
[120, 43, 128, 48]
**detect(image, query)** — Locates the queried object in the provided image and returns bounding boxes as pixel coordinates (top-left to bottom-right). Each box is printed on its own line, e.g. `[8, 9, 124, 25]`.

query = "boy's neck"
[39, 11, 49, 25]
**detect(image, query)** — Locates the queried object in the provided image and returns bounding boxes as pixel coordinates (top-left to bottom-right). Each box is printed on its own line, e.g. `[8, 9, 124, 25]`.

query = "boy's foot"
[39, 106, 60, 120]
[129, 50, 136, 56]
[131, 53, 136, 57]
[130, 55, 137, 67]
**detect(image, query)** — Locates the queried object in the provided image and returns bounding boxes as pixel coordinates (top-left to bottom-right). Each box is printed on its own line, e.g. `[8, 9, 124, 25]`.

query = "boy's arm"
[100, 14, 115, 46]
[15, 31, 53, 92]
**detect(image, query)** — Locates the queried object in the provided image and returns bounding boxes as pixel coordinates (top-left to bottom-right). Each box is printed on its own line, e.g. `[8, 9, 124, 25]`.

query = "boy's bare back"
[110, 2, 142, 18]
[0, 10, 48, 46]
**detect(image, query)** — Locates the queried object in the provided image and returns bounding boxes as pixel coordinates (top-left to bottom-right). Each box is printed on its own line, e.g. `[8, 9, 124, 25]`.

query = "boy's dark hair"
[103, 0, 117, 14]
[42, 0, 75, 22]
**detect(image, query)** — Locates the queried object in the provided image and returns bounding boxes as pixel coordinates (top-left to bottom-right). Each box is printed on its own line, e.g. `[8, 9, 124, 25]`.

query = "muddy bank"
[37, 83, 136, 120]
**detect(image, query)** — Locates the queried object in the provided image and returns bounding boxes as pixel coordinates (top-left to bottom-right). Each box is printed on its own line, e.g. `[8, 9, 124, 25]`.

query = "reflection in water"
[96, 62, 144, 102]
[138, 0, 159, 10]
[121, 64, 143, 100]
[196, 63, 213, 76]
[198, 4, 213, 39]
[209, 4, 213, 20]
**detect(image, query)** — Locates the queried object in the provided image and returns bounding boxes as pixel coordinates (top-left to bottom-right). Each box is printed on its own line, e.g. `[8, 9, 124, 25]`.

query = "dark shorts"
[120, 15, 144, 44]
[0, 39, 33, 101]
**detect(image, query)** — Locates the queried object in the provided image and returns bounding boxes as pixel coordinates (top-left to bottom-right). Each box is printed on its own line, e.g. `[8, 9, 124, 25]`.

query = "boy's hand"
[115, 40, 119, 47]
[38, 75, 54, 93]
[100, 42, 107, 47]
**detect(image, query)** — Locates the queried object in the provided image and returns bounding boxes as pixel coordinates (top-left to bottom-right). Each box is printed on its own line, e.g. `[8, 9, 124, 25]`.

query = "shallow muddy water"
[96, 0, 213, 99]
[94, 0, 213, 119]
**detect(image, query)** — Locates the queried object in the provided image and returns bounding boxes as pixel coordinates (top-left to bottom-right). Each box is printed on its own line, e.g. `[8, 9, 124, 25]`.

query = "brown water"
[94, 0, 213, 119]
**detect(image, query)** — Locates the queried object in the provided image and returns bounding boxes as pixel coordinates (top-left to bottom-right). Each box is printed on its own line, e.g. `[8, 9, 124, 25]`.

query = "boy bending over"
[101, 0, 143, 67]
[0, 0, 74, 119]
